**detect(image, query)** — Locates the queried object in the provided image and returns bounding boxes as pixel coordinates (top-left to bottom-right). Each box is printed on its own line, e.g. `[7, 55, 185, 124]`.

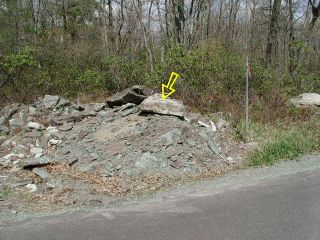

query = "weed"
[249, 116, 320, 166]
[0, 187, 10, 199]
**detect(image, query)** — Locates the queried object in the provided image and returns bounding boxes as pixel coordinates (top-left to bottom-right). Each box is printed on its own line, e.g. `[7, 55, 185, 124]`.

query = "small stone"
[0, 158, 10, 167]
[121, 107, 139, 117]
[33, 168, 51, 180]
[225, 157, 236, 165]
[93, 103, 106, 112]
[118, 103, 136, 112]
[187, 138, 197, 147]
[159, 128, 182, 146]
[43, 95, 59, 109]
[116, 165, 122, 170]
[10, 165, 20, 172]
[11, 179, 33, 187]
[170, 160, 183, 169]
[217, 119, 230, 130]
[28, 122, 42, 130]
[28, 107, 37, 116]
[89, 111, 98, 116]
[211, 121, 217, 132]
[26, 183, 37, 192]
[68, 157, 78, 166]
[97, 111, 112, 118]
[0, 125, 10, 136]
[198, 120, 211, 128]
[55, 97, 71, 109]
[207, 140, 221, 156]
[0, 136, 6, 145]
[184, 112, 203, 124]
[47, 127, 61, 139]
[30, 147, 44, 155]
[3, 153, 24, 160]
[89, 152, 100, 161]
[58, 123, 73, 132]
[135, 152, 167, 171]
[62, 150, 71, 155]
[22, 157, 53, 169]
[0, 116, 5, 126]
[12, 145, 28, 154]
[47, 126, 59, 134]
[35, 153, 44, 158]
[40, 133, 51, 148]
[9, 119, 22, 129]
[77, 130, 88, 141]
[48, 139, 62, 145]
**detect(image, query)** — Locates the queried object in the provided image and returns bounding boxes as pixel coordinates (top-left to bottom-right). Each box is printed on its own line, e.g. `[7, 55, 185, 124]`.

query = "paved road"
[2, 158, 320, 240]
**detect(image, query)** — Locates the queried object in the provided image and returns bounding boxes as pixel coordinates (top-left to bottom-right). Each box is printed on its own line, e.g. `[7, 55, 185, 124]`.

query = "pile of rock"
[0, 86, 241, 195]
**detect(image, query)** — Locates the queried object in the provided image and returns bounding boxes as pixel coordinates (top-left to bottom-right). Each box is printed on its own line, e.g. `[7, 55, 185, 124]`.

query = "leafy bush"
[1, 41, 319, 119]
[0, 47, 37, 87]
[76, 69, 105, 94]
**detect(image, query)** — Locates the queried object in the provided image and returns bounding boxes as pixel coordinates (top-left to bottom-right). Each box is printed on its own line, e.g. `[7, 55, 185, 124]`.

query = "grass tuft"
[249, 116, 320, 166]
[0, 187, 10, 199]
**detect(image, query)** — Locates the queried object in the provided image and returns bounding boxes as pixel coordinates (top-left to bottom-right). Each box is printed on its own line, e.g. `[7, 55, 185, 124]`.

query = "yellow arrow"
[162, 72, 179, 100]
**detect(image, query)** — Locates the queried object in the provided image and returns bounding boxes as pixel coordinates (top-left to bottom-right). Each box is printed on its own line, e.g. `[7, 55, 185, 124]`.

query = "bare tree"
[309, 0, 320, 29]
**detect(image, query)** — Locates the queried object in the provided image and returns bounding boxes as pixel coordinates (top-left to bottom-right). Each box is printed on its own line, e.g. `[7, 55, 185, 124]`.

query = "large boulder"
[289, 93, 320, 107]
[106, 85, 155, 107]
[139, 94, 186, 118]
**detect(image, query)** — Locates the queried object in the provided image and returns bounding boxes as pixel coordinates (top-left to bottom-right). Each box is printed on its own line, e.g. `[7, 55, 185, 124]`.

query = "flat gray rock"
[58, 123, 73, 131]
[106, 85, 155, 107]
[33, 168, 51, 179]
[93, 103, 106, 112]
[0, 125, 10, 136]
[0, 136, 6, 145]
[140, 94, 186, 118]
[121, 107, 139, 117]
[30, 147, 44, 155]
[43, 95, 60, 109]
[27, 122, 42, 130]
[9, 119, 22, 129]
[289, 93, 320, 107]
[22, 157, 53, 169]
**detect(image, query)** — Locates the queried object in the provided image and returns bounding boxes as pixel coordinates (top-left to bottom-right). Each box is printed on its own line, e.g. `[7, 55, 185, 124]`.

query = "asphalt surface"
[2, 154, 320, 240]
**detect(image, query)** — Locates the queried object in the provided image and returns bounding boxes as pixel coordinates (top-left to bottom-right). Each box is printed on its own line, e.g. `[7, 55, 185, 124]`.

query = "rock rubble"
[0, 86, 244, 213]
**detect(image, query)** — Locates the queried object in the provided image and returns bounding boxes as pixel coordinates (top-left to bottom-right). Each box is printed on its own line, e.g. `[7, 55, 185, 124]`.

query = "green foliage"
[1, 47, 36, 74]
[249, 118, 320, 166]
[0, 187, 10, 199]
[76, 69, 105, 94]
[0, 47, 38, 101]
[250, 134, 315, 166]
[1, 41, 319, 113]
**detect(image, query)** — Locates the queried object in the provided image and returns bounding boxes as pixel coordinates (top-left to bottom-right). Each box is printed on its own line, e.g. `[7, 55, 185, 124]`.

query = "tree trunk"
[156, 0, 165, 63]
[288, 0, 299, 88]
[266, 0, 282, 66]
[136, 0, 154, 72]
[108, 0, 115, 50]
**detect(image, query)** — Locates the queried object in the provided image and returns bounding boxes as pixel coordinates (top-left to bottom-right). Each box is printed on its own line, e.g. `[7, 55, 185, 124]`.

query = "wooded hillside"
[0, 0, 319, 121]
